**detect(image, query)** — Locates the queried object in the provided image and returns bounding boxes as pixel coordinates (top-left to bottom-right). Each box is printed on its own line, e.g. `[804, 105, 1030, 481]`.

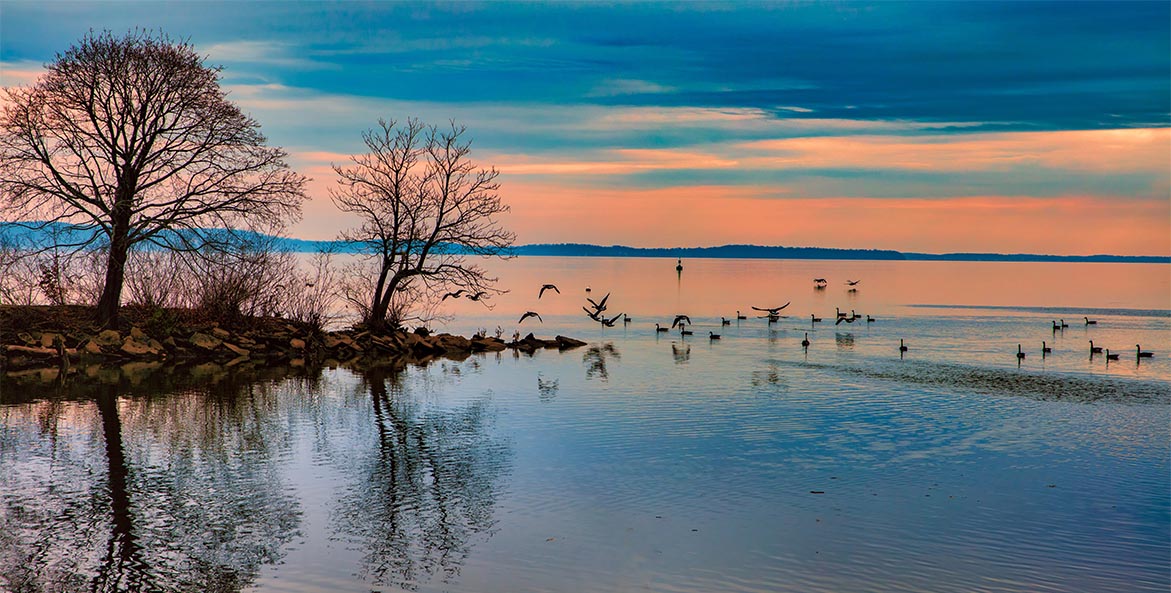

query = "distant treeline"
[2, 223, 1167, 263]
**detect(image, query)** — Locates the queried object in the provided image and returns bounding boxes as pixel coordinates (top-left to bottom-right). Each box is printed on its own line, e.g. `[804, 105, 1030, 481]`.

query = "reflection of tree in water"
[751, 360, 788, 392]
[536, 373, 559, 402]
[672, 342, 691, 365]
[0, 362, 304, 592]
[333, 365, 511, 590]
[583, 343, 620, 380]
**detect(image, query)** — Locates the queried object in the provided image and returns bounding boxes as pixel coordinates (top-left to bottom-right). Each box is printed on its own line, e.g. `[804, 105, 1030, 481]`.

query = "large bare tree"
[0, 30, 307, 326]
[332, 119, 515, 331]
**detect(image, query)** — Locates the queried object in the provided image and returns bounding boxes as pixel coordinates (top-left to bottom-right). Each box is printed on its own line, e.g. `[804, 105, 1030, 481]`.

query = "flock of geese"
[511, 280, 1157, 363]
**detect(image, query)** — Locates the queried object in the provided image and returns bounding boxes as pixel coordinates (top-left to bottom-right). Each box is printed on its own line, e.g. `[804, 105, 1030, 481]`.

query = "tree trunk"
[96, 214, 131, 328]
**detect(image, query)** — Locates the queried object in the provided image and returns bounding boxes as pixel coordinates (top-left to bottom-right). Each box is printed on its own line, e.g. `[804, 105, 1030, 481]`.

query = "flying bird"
[845, 280, 861, 286]
[813, 278, 827, 285]
[586, 292, 610, 313]
[519, 311, 543, 324]
[671, 314, 692, 329]
[466, 291, 488, 301]
[441, 290, 465, 301]
[583, 306, 604, 322]
[751, 302, 791, 315]
[539, 284, 560, 299]
[602, 313, 624, 327]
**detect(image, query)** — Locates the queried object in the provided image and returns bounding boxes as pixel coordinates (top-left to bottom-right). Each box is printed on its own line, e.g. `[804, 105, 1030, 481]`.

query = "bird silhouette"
[801, 332, 810, 348]
[1105, 349, 1120, 361]
[813, 278, 827, 285]
[655, 323, 669, 332]
[1042, 341, 1052, 355]
[866, 315, 875, 323]
[466, 291, 488, 301]
[538, 284, 560, 298]
[1137, 344, 1154, 358]
[736, 311, 747, 320]
[721, 317, 732, 325]
[623, 314, 632, 324]
[586, 292, 610, 313]
[752, 302, 791, 315]
[845, 280, 861, 286]
[679, 324, 694, 336]
[601, 313, 624, 327]
[899, 339, 908, 353]
[811, 314, 822, 324]
[441, 290, 466, 300]
[519, 311, 543, 324]
[1016, 344, 1026, 360]
[671, 314, 692, 329]
[583, 306, 604, 322]
[709, 331, 721, 340]
[1084, 316, 1097, 325]
[1089, 340, 1102, 354]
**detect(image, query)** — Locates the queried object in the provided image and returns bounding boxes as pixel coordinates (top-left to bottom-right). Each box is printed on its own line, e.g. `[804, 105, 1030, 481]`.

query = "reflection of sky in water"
[0, 258, 1168, 592]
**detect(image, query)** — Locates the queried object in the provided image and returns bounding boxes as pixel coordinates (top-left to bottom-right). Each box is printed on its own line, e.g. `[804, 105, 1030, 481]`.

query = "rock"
[222, 342, 250, 358]
[190, 332, 222, 351]
[414, 327, 431, 338]
[17, 332, 35, 346]
[129, 326, 148, 341]
[289, 338, 306, 350]
[211, 327, 231, 339]
[40, 332, 62, 349]
[95, 329, 123, 347]
[83, 340, 104, 355]
[471, 337, 507, 352]
[555, 335, 588, 349]
[120, 337, 158, 357]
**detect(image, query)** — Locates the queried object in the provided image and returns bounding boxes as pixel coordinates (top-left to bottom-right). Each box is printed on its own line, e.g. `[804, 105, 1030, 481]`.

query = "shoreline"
[0, 305, 586, 376]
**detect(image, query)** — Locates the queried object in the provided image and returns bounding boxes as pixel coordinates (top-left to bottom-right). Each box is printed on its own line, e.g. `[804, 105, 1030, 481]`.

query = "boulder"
[129, 326, 148, 341]
[83, 339, 104, 355]
[190, 332, 223, 351]
[211, 327, 231, 339]
[40, 332, 62, 349]
[289, 338, 306, 350]
[95, 329, 123, 347]
[222, 342, 250, 358]
[120, 337, 159, 357]
[555, 335, 588, 349]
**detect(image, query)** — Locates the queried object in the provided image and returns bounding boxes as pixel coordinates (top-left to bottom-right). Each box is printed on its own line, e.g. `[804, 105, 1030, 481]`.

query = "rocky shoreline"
[0, 306, 587, 376]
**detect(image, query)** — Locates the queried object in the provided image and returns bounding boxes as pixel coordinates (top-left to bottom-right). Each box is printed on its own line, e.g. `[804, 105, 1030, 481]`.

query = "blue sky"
[2, 1, 1168, 253]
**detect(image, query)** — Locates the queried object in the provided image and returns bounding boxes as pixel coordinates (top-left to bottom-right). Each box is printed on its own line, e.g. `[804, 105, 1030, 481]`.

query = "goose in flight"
[845, 280, 861, 286]
[466, 291, 488, 302]
[671, 314, 692, 329]
[602, 313, 624, 327]
[539, 284, 560, 298]
[751, 302, 791, 315]
[519, 311, 543, 324]
[586, 292, 610, 313]
[583, 306, 604, 322]
[441, 289, 465, 301]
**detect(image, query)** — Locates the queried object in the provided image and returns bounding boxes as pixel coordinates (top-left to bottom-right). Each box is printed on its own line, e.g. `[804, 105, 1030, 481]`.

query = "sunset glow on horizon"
[2, 1, 1168, 255]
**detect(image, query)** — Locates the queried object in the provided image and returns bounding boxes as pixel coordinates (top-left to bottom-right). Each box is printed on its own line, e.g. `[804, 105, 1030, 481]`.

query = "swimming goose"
[1137, 345, 1154, 358]
[811, 314, 822, 324]
[899, 339, 908, 353]
[709, 331, 721, 340]
[801, 332, 810, 348]
[866, 315, 875, 323]
[1084, 316, 1097, 325]
[736, 311, 747, 320]
[721, 317, 732, 326]
[1016, 344, 1026, 360]
[1042, 341, 1052, 354]
[1105, 349, 1120, 361]
[679, 325, 693, 336]
[1059, 319, 1069, 328]
[655, 323, 669, 333]
[1089, 340, 1102, 354]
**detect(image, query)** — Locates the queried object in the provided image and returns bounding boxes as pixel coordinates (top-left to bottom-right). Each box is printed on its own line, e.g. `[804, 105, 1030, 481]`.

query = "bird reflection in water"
[672, 342, 692, 365]
[836, 332, 856, 350]
[583, 343, 621, 381]
[537, 372, 560, 402]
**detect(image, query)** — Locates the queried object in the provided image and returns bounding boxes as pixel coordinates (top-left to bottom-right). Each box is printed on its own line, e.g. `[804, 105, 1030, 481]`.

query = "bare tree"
[332, 119, 515, 332]
[0, 30, 307, 326]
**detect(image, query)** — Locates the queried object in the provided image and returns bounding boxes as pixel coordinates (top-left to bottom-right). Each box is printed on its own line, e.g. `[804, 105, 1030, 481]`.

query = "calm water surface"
[2, 257, 1168, 592]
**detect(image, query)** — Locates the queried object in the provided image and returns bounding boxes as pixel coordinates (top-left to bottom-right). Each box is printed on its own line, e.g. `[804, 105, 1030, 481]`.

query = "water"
[1, 257, 1168, 592]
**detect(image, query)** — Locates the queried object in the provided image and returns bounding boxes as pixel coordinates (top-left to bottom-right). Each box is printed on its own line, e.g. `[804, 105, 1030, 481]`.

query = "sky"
[1, 1, 1168, 255]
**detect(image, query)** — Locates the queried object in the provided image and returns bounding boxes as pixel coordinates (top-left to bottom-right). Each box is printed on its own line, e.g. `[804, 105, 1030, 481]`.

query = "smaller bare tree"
[332, 119, 515, 332]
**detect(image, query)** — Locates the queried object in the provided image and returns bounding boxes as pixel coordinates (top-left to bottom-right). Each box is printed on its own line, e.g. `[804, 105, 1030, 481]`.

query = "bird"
[601, 313, 624, 327]
[583, 306, 604, 322]
[538, 284, 560, 298]
[736, 311, 747, 320]
[1042, 341, 1052, 355]
[899, 339, 908, 353]
[866, 315, 875, 323]
[676, 258, 683, 272]
[836, 307, 848, 319]
[1052, 320, 1061, 331]
[623, 314, 632, 324]
[835, 315, 857, 325]
[1105, 349, 1120, 361]
[721, 317, 732, 325]
[752, 302, 791, 315]
[585, 286, 591, 293]
[1017, 344, 1026, 360]
[586, 292, 610, 313]
[801, 332, 810, 348]
[671, 314, 692, 329]
[845, 280, 861, 286]
[1084, 316, 1097, 325]
[811, 314, 822, 324]
[518, 311, 542, 324]
[1089, 340, 1103, 354]
[441, 289, 465, 301]
[709, 331, 720, 340]
[1137, 344, 1154, 358]
[655, 323, 669, 332]
[813, 278, 827, 286]
[466, 291, 488, 301]
[1059, 319, 1069, 328]
[679, 325, 693, 336]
